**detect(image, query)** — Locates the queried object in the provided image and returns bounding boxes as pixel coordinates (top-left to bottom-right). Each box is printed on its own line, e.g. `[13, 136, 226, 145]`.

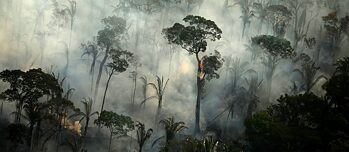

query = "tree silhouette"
[282, 0, 314, 49]
[52, 0, 77, 75]
[81, 39, 100, 93]
[94, 16, 127, 100]
[135, 121, 153, 152]
[139, 75, 149, 108]
[140, 76, 169, 123]
[265, 5, 292, 37]
[72, 97, 98, 137]
[252, 35, 295, 101]
[162, 15, 223, 135]
[100, 50, 133, 114]
[292, 53, 327, 92]
[129, 56, 142, 108]
[321, 12, 349, 56]
[0, 69, 62, 123]
[94, 110, 134, 152]
[153, 117, 187, 149]
[235, 0, 254, 38]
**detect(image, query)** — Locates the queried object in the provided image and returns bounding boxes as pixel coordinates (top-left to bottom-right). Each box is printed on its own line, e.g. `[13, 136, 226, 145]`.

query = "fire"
[60, 116, 82, 135]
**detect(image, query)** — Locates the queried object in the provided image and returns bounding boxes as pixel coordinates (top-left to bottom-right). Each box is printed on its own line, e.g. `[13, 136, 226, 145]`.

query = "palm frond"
[151, 136, 165, 147]
[140, 96, 158, 106]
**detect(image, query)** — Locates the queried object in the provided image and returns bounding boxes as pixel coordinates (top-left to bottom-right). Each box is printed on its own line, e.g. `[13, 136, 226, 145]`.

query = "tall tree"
[94, 110, 134, 152]
[129, 56, 142, 108]
[252, 35, 295, 101]
[235, 0, 254, 38]
[282, 0, 314, 49]
[94, 16, 127, 101]
[100, 50, 133, 114]
[81, 39, 100, 93]
[162, 15, 223, 135]
[52, 0, 77, 75]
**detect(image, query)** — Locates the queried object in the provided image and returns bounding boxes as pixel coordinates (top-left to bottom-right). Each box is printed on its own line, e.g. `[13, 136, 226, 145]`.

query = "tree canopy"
[162, 15, 222, 54]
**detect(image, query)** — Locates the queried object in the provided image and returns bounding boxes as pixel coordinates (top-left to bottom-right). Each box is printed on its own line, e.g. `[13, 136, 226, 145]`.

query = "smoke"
[0, 0, 349, 151]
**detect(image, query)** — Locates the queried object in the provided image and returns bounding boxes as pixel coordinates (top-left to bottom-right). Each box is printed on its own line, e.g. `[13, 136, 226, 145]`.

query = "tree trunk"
[155, 96, 163, 124]
[108, 133, 112, 152]
[101, 72, 113, 114]
[139, 143, 143, 152]
[29, 122, 35, 152]
[0, 101, 3, 116]
[95, 47, 109, 100]
[90, 58, 96, 93]
[194, 53, 202, 135]
[132, 66, 138, 107]
[65, 19, 74, 76]
[265, 60, 276, 102]
[15, 104, 22, 123]
[84, 117, 89, 137]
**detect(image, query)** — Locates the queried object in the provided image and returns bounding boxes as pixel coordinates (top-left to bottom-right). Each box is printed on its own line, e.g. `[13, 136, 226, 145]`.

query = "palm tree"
[153, 117, 187, 148]
[244, 75, 263, 118]
[139, 76, 149, 108]
[73, 98, 99, 137]
[293, 54, 327, 92]
[160, 117, 187, 143]
[100, 50, 133, 114]
[135, 121, 153, 152]
[229, 58, 253, 92]
[140, 76, 169, 123]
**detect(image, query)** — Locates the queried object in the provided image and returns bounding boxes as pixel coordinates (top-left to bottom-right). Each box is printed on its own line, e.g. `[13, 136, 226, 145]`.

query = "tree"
[81, 39, 100, 93]
[19, 102, 49, 151]
[139, 75, 149, 108]
[252, 1, 268, 33]
[245, 57, 349, 151]
[162, 15, 223, 135]
[135, 121, 153, 152]
[140, 76, 169, 123]
[153, 117, 187, 149]
[292, 53, 327, 92]
[100, 50, 133, 114]
[235, 0, 254, 38]
[0, 69, 62, 123]
[321, 12, 349, 56]
[282, 0, 314, 49]
[64, 0, 77, 75]
[73, 98, 99, 137]
[265, 5, 292, 37]
[251, 35, 295, 101]
[94, 16, 127, 100]
[94, 110, 134, 152]
[245, 93, 327, 151]
[129, 56, 142, 108]
[52, 0, 77, 75]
